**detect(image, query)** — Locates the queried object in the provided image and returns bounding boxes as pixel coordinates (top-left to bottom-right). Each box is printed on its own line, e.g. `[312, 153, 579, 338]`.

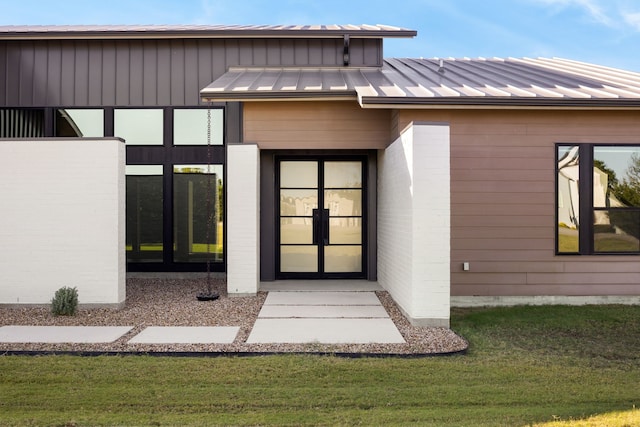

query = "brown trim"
[360, 96, 640, 109]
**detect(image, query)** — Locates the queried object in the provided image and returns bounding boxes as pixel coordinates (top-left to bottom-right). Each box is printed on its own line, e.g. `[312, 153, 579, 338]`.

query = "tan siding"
[243, 101, 391, 149]
[397, 109, 640, 297]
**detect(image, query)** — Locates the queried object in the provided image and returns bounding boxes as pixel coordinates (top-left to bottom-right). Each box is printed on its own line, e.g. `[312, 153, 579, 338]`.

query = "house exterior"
[2, 25, 640, 326]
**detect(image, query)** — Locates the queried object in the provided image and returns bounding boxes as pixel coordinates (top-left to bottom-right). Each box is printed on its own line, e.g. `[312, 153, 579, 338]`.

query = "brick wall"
[0, 138, 125, 306]
[226, 143, 260, 295]
[378, 123, 450, 326]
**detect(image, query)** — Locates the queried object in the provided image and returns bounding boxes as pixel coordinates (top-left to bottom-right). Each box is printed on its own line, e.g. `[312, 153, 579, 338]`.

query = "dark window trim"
[556, 142, 640, 256]
[1, 105, 229, 272]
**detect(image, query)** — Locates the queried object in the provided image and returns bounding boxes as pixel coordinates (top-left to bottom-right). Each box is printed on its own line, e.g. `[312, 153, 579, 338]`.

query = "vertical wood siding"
[397, 109, 640, 297]
[1, 38, 382, 107]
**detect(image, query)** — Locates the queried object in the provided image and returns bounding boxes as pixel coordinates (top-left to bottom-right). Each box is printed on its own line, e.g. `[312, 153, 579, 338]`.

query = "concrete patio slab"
[246, 318, 405, 344]
[128, 326, 240, 344]
[264, 291, 381, 306]
[0, 326, 133, 343]
[258, 304, 389, 318]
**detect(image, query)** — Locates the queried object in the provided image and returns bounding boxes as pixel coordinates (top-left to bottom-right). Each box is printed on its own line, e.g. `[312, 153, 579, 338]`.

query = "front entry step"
[246, 291, 405, 344]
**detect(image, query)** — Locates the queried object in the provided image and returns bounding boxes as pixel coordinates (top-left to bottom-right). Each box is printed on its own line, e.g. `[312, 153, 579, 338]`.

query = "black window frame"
[556, 142, 640, 255]
[1, 105, 228, 272]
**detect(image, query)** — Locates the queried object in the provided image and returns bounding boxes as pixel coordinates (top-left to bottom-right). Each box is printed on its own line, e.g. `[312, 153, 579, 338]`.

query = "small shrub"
[51, 286, 79, 316]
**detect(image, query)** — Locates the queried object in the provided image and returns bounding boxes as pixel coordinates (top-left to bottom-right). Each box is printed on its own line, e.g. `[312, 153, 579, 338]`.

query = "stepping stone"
[0, 326, 133, 343]
[246, 318, 405, 344]
[128, 326, 239, 344]
[258, 304, 389, 318]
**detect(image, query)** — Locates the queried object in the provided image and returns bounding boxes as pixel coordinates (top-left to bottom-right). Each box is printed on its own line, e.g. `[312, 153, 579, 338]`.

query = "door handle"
[322, 209, 330, 246]
[312, 208, 320, 245]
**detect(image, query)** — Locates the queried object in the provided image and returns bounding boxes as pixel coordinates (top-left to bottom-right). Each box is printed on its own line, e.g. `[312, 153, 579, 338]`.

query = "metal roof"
[200, 57, 640, 108]
[0, 24, 416, 40]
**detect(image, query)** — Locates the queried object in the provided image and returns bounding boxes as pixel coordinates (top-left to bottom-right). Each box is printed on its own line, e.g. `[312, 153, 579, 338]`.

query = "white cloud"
[623, 11, 640, 30]
[531, 0, 613, 26]
[530, 0, 640, 32]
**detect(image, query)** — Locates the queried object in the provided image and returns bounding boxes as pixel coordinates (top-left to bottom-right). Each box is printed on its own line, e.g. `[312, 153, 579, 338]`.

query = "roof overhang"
[201, 67, 640, 109]
[0, 24, 417, 41]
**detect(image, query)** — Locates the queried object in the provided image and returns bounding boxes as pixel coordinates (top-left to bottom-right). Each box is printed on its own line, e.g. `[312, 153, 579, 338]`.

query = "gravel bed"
[0, 279, 468, 356]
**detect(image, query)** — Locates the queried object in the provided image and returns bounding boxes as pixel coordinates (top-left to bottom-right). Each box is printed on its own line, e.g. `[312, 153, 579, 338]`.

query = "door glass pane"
[281, 246, 318, 272]
[594, 210, 640, 252]
[329, 218, 362, 244]
[56, 109, 104, 137]
[280, 218, 313, 244]
[324, 190, 362, 216]
[126, 165, 163, 262]
[324, 246, 361, 273]
[174, 109, 223, 145]
[115, 109, 163, 145]
[324, 161, 362, 188]
[280, 189, 318, 216]
[173, 164, 223, 263]
[280, 161, 317, 188]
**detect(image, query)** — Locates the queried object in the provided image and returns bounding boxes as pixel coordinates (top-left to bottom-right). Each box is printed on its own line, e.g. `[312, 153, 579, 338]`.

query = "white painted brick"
[378, 123, 451, 325]
[0, 139, 125, 306]
[226, 144, 260, 295]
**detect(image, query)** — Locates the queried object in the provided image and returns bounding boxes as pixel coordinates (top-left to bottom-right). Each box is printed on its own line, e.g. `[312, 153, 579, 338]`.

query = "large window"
[56, 109, 104, 137]
[173, 164, 224, 263]
[174, 109, 223, 145]
[557, 144, 640, 254]
[126, 165, 164, 262]
[1, 106, 226, 271]
[115, 109, 163, 145]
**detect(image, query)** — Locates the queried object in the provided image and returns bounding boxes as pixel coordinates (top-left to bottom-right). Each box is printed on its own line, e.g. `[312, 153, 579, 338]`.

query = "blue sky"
[2, 0, 640, 72]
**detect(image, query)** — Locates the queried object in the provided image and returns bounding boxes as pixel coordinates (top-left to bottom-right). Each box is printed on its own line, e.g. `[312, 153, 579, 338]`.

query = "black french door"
[277, 157, 366, 279]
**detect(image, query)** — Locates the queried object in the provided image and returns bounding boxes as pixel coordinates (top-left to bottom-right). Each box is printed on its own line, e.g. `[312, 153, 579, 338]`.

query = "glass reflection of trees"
[594, 149, 640, 252]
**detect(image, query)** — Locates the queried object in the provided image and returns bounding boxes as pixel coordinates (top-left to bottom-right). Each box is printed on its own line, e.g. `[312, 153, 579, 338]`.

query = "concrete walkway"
[0, 282, 405, 346]
[247, 286, 405, 344]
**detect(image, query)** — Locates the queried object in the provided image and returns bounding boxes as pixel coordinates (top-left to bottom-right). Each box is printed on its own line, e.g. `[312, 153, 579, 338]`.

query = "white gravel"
[0, 278, 468, 356]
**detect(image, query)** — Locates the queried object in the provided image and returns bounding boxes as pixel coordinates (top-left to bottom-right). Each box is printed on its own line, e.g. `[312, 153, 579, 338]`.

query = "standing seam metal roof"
[200, 57, 640, 107]
[0, 24, 417, 39]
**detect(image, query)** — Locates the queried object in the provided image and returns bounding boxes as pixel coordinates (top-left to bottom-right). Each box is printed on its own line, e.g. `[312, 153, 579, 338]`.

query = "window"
[173, 164, 224, 263]
[115, 109, 163, 145]
[56, 109, 104, 137]
[0, 108, 45, 137]
[126, 165, 164, 262]
[557, 144, 640, 254]
[174, 109, 223, 145]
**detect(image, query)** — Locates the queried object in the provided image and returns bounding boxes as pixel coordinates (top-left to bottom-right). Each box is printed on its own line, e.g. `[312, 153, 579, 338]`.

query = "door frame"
[275, 155, 367, 279]
[259, 150, 378, 281]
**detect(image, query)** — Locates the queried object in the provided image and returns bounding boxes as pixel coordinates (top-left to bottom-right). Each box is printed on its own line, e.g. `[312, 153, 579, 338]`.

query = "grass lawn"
[1, 305, 639, 426]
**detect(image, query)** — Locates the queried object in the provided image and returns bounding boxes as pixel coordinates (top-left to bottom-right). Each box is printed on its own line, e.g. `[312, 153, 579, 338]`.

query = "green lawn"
[1, 305, 639, 426]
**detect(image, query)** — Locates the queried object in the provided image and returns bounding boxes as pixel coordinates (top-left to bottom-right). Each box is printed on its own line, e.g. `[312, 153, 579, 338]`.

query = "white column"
[226, 143, 260, 295]
[378, 122, 451, 326]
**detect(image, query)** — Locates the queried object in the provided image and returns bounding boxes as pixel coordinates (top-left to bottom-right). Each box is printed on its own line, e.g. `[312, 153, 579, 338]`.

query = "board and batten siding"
[243, 101, 391, 149]
[0, 38, 382, 107]
[396, 109, 640, 297]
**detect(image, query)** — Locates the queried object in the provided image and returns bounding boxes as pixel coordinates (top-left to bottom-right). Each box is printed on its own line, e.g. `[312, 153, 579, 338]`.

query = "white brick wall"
[226, 143, 260, 295]
[378, 123, 451, 326]
[0, 139, 125, 306]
